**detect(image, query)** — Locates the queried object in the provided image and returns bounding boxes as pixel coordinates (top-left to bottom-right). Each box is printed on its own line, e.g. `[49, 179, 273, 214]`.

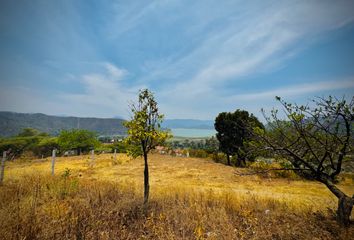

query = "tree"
[255, 96, 353, 226]
[58, 129, 100, 155]
[124, 89, 170, 204]
[204, 136, 219, 154]
[17, 128, 40, 137]
[34, 137, 59, 157]
[215, 110, 263, 166]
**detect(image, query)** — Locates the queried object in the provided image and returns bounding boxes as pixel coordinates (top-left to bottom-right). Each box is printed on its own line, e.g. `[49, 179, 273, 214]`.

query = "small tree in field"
[256, 96, 353, 226]
[58, 129, 100, 155]
[124, 89, 170, 204]
[215, 110, 263, 166]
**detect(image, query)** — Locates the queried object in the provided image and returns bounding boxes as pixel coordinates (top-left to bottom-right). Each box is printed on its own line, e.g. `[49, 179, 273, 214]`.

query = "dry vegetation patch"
[1, 153, 353, 239]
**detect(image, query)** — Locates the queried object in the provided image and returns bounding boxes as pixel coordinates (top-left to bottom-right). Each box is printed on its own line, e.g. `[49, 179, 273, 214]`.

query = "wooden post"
[114, 149, 117, 162]
[51, 149, 56, 176]
[0, 151, 6, 183]
[91, 149, 94, 167]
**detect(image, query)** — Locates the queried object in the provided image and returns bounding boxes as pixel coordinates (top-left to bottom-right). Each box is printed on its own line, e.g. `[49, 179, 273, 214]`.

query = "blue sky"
[0, 0, 354, 120]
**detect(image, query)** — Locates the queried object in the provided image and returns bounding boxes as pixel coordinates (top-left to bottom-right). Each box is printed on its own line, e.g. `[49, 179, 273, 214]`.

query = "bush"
[189, 149, 209, 158]
[0, 136, 42, 159]
[58, 129, 101, 155]
[211, 152, 227, 163]
[249, 158, 299, 179]
[32, 137, 59, 157]
[108, 141, 128, 153]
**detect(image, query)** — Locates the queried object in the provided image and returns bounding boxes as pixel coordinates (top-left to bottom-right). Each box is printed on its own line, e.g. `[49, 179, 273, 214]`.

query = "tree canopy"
[215, 109, 263, 166]
[58, 129, 100, 155]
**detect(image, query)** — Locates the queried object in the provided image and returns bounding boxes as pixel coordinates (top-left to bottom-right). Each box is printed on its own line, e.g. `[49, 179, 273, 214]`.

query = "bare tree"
[255, 96, 353, 226]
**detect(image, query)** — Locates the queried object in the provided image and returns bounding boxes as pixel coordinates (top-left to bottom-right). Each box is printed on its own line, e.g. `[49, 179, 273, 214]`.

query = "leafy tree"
[17, 128, 40, 137]
[109, 140, 128, 153]
[215, 110, 263, 166]
[204, 136, 219, 154]
[58, 129, 100, 155]
[255, 96, 353, 226]
[34, 137, 59, 157]
[124, 89, 170, 204]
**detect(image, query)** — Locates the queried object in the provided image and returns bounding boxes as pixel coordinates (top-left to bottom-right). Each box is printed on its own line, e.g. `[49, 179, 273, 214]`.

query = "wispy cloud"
[59, 63, 140, 117]
[152, 0, 354, 89]
[227, 78, 354, 102]
[1, 1, 354, 119]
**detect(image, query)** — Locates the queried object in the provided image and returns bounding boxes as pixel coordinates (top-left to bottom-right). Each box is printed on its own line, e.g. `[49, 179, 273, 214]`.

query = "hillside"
[1, 154, 353, 239]
[0, 112, 216, 137]
[0, 111, 126, 137]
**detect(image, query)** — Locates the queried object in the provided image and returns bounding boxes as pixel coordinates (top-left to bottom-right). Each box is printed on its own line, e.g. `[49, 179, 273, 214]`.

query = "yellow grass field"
[1, 153, 353, 239]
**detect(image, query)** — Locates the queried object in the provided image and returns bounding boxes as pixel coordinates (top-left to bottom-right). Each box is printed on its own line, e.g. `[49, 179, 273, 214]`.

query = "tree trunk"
[337, 195, 353, 227]
[235, 158, 240, 167]
[241, 158, 246, 167]
[77, 148, 81, 156]
[322, 178, 353, 226]
[143, 151, 149, 205]
[226, 154, 231, 166]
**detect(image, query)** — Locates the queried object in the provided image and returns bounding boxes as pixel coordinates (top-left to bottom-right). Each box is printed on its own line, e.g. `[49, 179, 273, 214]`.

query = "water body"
[170, 128, 216, 138]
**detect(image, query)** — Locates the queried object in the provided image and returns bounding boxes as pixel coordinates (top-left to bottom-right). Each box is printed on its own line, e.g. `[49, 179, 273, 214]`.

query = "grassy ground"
[1, 153, 353, 239]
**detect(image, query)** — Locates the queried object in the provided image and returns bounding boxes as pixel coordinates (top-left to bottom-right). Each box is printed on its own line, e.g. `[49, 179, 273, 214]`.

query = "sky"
[0, 0, 354, 120]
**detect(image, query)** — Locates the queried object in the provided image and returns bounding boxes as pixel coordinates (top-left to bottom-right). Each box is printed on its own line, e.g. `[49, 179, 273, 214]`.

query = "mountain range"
[0, 112, 214, 137]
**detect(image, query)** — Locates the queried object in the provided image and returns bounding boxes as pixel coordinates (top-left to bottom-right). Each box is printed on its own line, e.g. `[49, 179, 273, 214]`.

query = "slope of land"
[0, 111, 126, 137]
[1, 154, 353, 239]
[0, 112, 216, 137]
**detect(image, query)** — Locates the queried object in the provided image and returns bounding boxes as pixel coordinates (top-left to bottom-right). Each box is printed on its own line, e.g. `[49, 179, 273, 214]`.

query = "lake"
[170, 128, 216, 138]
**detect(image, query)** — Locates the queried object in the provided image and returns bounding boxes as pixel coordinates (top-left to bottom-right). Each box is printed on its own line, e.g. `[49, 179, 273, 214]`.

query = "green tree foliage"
[124, 89, 170, 204]
[0, 128, 51, 159]
[256, 96, 353, 226]
[58, 129, 100, 155]
[34, 137, 59, 157]
[17, 128, 40, 137]
[215, 110, 263, 166]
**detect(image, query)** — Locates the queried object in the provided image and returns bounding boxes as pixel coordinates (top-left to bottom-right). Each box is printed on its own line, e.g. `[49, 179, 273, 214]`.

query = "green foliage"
[0, 136, 43, 158]
[215, 109, 264, 166]
[33, 137, 59, 157]
[188, 149, 209, 158]
[249, 159, 298, 179]
[0, 126, 59, 158]
[58, 129, 100, 154]
[124, 89, 171, 158]
[17, 128, 40, 137]
[109, 141, 128, 153]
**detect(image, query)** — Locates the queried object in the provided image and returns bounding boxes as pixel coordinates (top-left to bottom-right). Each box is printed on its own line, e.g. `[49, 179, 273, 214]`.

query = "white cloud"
[139, 1, 354, 118]
[103, 62, 127, 79]
[59, 63, 140, 118]
[227, 78, 354, 102]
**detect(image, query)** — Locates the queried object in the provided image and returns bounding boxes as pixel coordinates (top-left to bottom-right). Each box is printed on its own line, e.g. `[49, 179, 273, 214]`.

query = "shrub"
[189, 149, 209, 158]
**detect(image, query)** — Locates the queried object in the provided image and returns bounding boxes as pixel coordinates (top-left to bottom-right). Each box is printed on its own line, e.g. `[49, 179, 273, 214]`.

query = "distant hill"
[0, 112, 215, 137]
[0, 111, 126, 137]
[162, 119, 214, 129]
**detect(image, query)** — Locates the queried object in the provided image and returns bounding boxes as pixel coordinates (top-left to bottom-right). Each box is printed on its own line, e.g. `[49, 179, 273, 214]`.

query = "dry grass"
[1, 153, 353, 239]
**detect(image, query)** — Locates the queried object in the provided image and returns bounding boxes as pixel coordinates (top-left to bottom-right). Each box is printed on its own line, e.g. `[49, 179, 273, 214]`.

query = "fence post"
[51, 149, 56, 176]
[114, 149, 117, 162]
[0, 151, 7, 183]
[90, 149, 95, 167]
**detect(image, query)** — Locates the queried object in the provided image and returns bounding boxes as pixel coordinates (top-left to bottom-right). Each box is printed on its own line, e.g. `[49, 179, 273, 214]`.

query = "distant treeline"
[0, 111, 126, 137]
[0, 128, 127, 159]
